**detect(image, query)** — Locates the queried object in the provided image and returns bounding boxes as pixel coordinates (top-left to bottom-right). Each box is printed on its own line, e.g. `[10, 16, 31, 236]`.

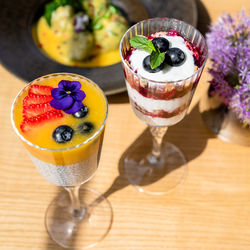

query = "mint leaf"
[148, 40, 156, 52]
[150, 51, 165, 69]
[130, 36, 153, 53]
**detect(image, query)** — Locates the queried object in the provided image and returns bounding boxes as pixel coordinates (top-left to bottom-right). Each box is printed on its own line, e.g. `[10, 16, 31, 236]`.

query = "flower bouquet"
[199, 9, 250, 146]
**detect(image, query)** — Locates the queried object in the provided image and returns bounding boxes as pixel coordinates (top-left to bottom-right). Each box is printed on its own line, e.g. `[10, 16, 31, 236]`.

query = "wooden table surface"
[0, 0, 249, 249]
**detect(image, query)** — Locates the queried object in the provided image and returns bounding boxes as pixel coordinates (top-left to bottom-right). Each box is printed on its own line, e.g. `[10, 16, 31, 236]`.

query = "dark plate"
[0, 0, 197, 95]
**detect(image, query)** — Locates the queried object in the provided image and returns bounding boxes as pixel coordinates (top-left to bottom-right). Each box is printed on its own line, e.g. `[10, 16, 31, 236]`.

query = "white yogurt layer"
[126, 82, 191, 113]
[129, 35, 195, 82]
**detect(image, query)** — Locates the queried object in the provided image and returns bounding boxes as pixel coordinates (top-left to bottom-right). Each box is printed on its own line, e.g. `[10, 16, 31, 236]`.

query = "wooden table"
[0, 0, 249, 249]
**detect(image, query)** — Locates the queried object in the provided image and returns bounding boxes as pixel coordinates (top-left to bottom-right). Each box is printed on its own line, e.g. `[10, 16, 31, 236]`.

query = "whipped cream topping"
[129, 35, 195, 82]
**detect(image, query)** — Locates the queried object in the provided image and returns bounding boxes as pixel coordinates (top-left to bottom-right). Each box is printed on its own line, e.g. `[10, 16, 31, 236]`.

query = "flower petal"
[71, 90, 86, 101]
[71, 81, 81, 91]
[58, 80, 81, 92]
[50, 96, 74, 110]
[58, 80, 71, 90]
[63, 101, 83, 114]
[51, 88, 67, 100]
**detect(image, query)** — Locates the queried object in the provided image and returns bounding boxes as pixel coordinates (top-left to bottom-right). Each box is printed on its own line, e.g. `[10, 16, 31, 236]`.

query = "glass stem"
[65, 185, 84, 218]
[148, 126, 168, 163]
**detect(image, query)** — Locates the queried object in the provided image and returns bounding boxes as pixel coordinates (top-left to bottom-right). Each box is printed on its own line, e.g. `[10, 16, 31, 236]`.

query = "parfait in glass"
[11, 73, 111, 248]
[120, 18, 208, 195]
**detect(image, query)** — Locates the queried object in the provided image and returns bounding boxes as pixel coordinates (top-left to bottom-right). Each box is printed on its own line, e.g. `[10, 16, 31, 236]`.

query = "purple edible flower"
[50, 80, 86, 114]
[206, 9, 250, 126]
[74, 14, 89, 33]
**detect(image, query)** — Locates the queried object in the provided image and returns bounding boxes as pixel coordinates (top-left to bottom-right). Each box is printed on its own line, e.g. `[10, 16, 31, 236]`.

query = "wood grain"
[0, 1, 250, 249]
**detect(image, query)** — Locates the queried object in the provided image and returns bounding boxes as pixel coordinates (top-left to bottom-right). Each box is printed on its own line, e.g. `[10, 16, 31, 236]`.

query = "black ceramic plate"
[0, 0, 197, 95]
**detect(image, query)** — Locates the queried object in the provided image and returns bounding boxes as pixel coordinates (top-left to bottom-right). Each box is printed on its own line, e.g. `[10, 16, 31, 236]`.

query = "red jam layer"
[132, 100, 188, 119]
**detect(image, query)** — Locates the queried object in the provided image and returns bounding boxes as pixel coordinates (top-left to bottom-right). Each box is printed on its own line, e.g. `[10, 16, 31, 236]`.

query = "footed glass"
[11, 73, 111, 248]
[120, 18, 208, 195]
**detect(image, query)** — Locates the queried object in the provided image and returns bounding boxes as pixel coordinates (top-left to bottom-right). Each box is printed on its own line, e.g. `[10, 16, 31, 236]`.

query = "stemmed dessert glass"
[120, 18, 208, 195]
[11, 73, 111, 249]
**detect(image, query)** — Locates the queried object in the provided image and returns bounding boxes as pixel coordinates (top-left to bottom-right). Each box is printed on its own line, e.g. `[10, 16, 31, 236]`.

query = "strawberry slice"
[28, 85, 53, 96]
[23, 94, 53, 107]
[20, 84, 65, 132]
[23, 102, 57, 119]
[20, 110, 64, 132]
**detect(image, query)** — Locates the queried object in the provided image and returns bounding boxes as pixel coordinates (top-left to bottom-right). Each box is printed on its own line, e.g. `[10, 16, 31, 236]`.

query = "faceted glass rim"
[11, 72, 108, 152]
[119, 17, 208, 85]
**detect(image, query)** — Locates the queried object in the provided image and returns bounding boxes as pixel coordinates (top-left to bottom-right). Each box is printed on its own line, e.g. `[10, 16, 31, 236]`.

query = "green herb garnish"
[129, 36, 165, 69]
[150, 50, 165, 69]
[92, 22, 103, 30]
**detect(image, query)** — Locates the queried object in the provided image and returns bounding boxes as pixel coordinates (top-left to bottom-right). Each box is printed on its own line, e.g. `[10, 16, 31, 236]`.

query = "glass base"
[45, 188, 113, 249]
[124, 141, 187, 195]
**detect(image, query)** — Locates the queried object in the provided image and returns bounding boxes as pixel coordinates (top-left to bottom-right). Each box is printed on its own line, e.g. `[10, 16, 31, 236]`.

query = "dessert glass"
[11, 73, 111, 249]
[120, 18, 208, 195]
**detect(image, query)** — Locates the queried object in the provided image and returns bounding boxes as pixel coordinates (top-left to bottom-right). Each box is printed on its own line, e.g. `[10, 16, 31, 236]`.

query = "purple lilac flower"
[230, 83, 250, 125]
[206, 9, 250, 125]
[50, 80, 86, 114]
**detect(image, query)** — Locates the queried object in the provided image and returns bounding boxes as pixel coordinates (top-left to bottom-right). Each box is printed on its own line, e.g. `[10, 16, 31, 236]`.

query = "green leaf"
[109, 5, 119, 14]
[44, 2, 59, 26]
[129, 36, 153, 53]
[150, 51, 165, 69]
[93, 22, 103, 30]
[148, 40, 156, 52]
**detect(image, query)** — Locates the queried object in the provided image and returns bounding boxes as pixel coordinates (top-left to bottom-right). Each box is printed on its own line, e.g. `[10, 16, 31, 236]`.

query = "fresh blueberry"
[78, 122, 94, 134]
[143, 55, 164, 73]
[72, 105, 88, 118]
[152, 37, 169, 52]
[165, 48, 185, 66]
[53, 125, 74, 143]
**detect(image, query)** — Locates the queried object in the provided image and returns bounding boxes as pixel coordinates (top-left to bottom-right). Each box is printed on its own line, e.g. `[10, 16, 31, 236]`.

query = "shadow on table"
[97, 103, 215, 200]
[107, 91, 129, 104]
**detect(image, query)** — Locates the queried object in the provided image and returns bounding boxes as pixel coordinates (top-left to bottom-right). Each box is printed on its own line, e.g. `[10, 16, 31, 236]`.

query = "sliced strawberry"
[28, 84, 53, 96]
[23, 102, 57, 119]
[20, 110, 64, 132]
[23, 94, 53, 107]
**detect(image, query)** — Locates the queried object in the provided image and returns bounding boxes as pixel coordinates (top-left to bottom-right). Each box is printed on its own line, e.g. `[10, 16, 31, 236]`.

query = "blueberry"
[165, 48, 185, 66]
[78, 122, 94, 134]
[143, 55, 164, 73]
[72, 105, 88, 118]
[53, 125, 74, 143]
[152, 37, 169, 52]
